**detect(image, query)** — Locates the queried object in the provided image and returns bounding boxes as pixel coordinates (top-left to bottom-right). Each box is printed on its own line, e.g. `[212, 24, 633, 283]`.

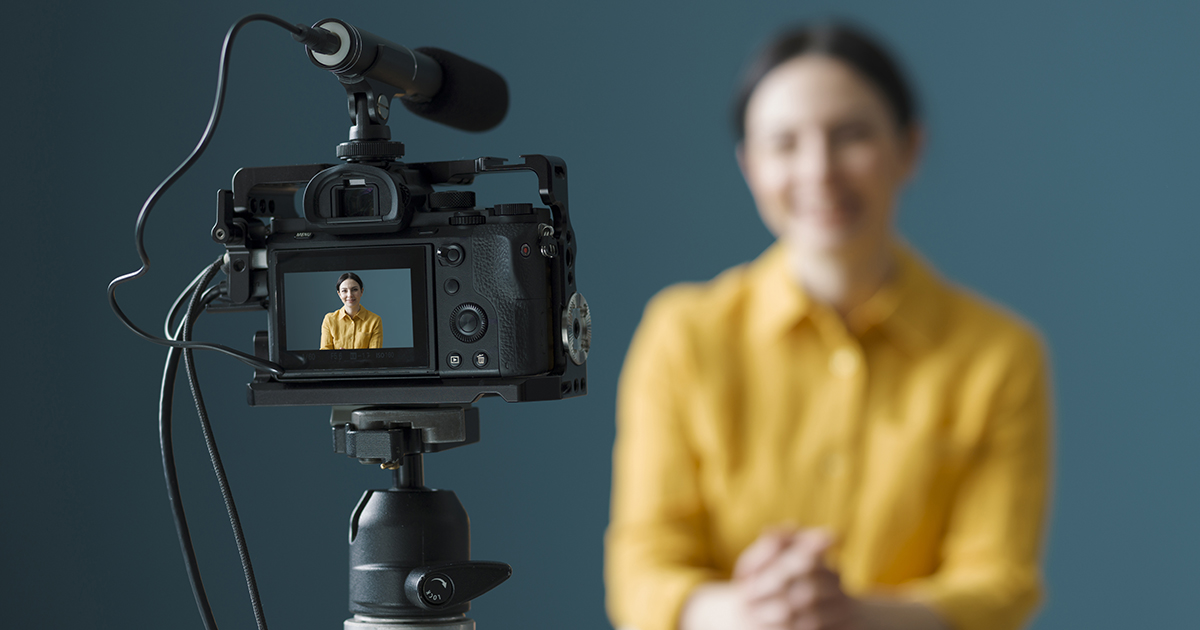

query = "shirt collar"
[749, 242, 812, 338]
[339, 307, 362, 321]
[750, 240, 944, 352]
[847, 244, 943, 351]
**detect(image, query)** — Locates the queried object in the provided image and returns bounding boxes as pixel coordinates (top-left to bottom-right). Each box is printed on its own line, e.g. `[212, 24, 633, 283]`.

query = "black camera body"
[212, 153, 589, 407]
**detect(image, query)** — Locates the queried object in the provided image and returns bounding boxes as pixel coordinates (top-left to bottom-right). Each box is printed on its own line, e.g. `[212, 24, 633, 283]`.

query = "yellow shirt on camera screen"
[320, 307, 383, 350]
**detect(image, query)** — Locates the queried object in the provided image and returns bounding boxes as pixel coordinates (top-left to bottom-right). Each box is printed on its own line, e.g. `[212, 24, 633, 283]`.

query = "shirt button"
[829, 348, 859, 377]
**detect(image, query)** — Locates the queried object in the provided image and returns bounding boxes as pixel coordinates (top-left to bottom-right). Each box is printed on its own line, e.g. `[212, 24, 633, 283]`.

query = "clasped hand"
[731, 528, 857, 630]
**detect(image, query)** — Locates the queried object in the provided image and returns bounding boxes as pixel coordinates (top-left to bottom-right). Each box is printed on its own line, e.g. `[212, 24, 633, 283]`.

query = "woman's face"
[739, 55, 919, 262]
[337, 279, 363, 310]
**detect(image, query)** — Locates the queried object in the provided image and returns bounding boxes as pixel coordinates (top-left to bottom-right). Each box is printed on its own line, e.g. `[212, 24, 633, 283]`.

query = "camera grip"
[471, 226, 551, 376]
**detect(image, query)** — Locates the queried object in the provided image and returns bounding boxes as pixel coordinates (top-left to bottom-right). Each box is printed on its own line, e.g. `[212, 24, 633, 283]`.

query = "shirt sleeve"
[899, 330, 1053, 630]
[321, 313, 335, 350]
[606, 291, 721, 630]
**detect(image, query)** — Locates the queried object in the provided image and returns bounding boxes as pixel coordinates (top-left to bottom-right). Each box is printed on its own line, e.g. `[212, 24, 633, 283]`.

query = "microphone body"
[306, 19, 508, 132]
[403, 46, 509, 133]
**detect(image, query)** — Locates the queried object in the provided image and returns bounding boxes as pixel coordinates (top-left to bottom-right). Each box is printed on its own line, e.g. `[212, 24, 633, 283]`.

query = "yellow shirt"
[606, 243, 1052, 630]
[320, 306, 383, 350]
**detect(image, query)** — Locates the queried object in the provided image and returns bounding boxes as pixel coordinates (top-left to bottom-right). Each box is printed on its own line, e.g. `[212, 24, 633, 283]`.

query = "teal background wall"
[3, 1, 1197, 628]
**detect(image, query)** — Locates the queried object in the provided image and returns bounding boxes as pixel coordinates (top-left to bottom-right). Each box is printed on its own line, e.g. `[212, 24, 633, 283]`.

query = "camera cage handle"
[416, 154, 570, 226]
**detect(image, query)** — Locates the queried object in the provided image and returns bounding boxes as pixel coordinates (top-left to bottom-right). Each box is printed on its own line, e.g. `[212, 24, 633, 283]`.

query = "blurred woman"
[606, 23, 1052, 630]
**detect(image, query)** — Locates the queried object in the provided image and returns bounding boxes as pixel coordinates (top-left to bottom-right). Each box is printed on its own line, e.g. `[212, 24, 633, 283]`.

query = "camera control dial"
[450, 303, 487, 343]
[430, 190, 476, 209]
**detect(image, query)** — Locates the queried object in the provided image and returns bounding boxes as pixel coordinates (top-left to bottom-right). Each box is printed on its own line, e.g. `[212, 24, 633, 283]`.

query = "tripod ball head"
[349, 487, 511, 622]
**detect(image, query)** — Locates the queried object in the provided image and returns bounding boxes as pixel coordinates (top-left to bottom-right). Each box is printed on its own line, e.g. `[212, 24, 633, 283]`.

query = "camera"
[197, 20, 589, 409]
[107, 15, 595, 630]
[211, 152, 589, 407]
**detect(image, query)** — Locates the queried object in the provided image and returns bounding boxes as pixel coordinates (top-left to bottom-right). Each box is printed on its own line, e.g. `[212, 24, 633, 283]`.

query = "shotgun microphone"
[303, 18, 508, 132]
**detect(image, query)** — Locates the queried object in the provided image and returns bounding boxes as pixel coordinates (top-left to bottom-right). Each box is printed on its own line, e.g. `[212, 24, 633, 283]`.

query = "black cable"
[160, 262, 260, 630]
[134, 13, 325, 630]
[166, 258, 224, 339]
[107, 13, 295, 376]
[160, 289, 220, 630]
[182, 261, 270, 630]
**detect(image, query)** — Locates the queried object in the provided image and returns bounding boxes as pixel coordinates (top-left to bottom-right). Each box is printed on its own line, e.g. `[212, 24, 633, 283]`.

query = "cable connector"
[292, 23, 340, 55]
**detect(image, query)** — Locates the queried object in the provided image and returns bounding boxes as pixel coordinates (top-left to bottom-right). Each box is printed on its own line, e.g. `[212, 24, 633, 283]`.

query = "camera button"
[437, 244, 465, 266]
[473, 352, 489, 368]
[457, 310, 480, 335]
[444, 279, 460, 295]
[447, 353, 463, 369]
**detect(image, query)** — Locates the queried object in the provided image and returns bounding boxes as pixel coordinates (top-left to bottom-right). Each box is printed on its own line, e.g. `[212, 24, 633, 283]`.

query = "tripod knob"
[419, 573, 454, 605]
[405, 561, 512, 610]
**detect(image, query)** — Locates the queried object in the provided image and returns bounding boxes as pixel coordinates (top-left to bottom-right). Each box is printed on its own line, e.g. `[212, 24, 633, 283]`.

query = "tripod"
[332, 405, 511, 630]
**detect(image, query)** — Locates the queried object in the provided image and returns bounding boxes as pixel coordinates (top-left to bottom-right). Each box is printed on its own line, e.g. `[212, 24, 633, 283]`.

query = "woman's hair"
[732, 21, 918, 141]
[336, 272, 364, 291]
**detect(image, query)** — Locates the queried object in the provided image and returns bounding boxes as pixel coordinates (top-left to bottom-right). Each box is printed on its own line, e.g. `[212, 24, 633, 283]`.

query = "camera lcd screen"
[272, 245, 433, 376]
[284, 268, 413, 350]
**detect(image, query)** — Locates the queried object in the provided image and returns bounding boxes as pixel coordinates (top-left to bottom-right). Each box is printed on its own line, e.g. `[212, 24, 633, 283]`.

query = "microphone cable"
[130, 15, 345, 629]
[161, 257, 270, 630]
[108, 13, 318, 377]
[160, 297, 218, 630]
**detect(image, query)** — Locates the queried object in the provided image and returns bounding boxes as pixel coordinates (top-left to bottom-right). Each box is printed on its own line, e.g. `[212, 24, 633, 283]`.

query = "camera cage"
[212, 153, 587, 407]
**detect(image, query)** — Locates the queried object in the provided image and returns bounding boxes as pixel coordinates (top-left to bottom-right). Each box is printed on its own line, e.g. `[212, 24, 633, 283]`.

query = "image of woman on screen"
[320, 272, 383, 350]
